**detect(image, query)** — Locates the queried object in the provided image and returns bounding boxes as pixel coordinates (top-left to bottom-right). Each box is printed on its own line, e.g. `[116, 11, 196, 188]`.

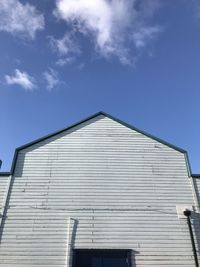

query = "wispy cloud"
[49, 32, 81, 66]
[5, 69, 36, 90]
[191, 0, 200, 20]
[132, 25, 162, 49]
[77, 62, 85, 70]
[0, 0, 44, 39]
[43, 68, 61, 90]
[53, 0, 162, 65]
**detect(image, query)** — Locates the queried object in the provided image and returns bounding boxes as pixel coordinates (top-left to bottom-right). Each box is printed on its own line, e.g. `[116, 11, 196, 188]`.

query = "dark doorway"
[73, 249, 131, 267]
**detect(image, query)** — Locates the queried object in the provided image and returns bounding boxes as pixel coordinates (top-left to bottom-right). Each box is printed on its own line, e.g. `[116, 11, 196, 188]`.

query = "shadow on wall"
[68, 218, 79, 266]
[192, 178, 200, 254]
[69, 219, 139, 267]
[0, 173, 14, 244]
[193, 212, 200, 255]
[193, 178, 200, 206]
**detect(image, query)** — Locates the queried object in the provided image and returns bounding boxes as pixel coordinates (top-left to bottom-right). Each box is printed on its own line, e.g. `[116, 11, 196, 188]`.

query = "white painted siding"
[193, 177, 200, 207]
[0, 115, 198, 267]
[0, 175, 9, 214]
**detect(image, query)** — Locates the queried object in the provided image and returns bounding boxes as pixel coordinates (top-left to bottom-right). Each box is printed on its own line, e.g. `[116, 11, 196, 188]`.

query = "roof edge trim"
[0, 172, 11, 176]
[192, 174, 200, 178]
[102, 112, 186, 154]
[6, 111, 188, 174]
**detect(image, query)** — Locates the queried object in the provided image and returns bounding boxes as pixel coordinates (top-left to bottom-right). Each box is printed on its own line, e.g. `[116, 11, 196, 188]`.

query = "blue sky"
[0, 0, 200, 173]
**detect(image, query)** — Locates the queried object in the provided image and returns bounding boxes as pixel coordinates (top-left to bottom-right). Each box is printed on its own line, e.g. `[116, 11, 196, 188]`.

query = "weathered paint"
[0, 114, 199, 267]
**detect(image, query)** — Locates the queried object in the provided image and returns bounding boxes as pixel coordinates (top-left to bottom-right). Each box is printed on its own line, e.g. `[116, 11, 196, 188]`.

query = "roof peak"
[0, 111, 190, 175]
[15, 111, 186, 153]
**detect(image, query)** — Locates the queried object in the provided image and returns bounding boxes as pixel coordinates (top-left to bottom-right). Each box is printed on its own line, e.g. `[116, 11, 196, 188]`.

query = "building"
[0, 112, 200, 267]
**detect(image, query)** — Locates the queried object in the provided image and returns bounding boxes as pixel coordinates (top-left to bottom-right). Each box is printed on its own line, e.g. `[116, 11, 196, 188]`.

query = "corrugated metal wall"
[0, 115, 199, 267]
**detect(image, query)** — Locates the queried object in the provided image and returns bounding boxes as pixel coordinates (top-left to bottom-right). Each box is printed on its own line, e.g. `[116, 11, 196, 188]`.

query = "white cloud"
[49, 32, 81, 66]
[56, 57, 75, 66]
[43, 68, 61, 90]
[0, 0, 44, 39]
[5, 69, 36, 90]
[54, 0, 162, 65]
[132, 25, 162, 49]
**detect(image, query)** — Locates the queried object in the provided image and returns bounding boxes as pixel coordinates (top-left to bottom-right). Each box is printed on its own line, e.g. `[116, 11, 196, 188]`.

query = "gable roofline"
[0, 111, 193, 176]
[192, 174, 200, 178]
[0, 172, 10, 176]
